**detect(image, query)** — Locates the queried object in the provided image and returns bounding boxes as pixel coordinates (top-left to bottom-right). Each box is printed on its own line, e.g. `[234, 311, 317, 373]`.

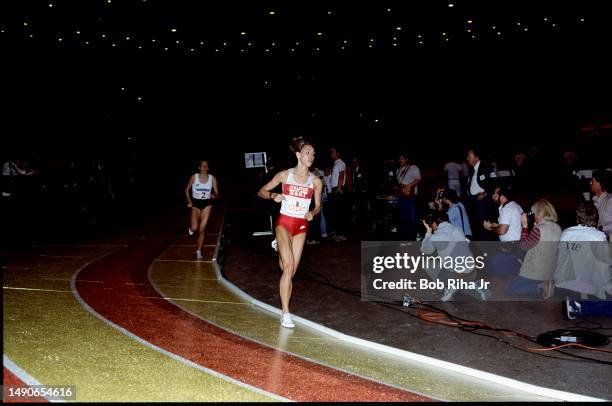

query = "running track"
[72, 235, 430, 402]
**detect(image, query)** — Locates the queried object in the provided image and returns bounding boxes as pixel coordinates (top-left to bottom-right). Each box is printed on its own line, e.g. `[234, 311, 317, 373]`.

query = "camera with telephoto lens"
[424, 211, 436, 226]
[435, 190, 446, 200]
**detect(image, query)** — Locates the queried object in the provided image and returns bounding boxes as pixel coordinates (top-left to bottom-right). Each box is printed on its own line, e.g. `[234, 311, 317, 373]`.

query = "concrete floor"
[1, 213, 437, 402]
[2, 207, 609, 402]
[222, 209, 612, 400]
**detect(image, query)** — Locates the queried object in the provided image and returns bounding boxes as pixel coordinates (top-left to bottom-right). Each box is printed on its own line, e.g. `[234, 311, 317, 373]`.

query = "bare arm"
[212, 176, 219, 198]
[306, 177, 323, 220]
[184, 175, 195, 207]
[484, 221, 509, 236]
[258, 170, 286, 202]
[495, 223, 509, 236]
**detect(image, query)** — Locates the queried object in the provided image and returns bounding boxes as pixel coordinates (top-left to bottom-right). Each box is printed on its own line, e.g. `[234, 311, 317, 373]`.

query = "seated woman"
[507, 199, 562, 298]
[554, 202, 612, 318]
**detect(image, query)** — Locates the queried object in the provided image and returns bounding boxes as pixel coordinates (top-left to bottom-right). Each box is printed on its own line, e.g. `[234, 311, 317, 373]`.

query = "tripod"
[246, 152, 274, 237]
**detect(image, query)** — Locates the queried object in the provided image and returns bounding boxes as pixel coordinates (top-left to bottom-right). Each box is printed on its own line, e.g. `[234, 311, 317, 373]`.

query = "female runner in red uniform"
[258, 137, 322, 328]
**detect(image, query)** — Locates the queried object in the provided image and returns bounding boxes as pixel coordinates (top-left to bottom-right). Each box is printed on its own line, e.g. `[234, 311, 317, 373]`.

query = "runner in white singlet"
[258, 137, 322, 328]
[184, 160, 219, 259]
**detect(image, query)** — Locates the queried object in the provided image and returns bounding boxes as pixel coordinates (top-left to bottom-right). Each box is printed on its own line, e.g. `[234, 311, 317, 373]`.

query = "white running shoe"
[281, 313, 295, 328]
[474, 288, 492, 301]
[441, 288, 457, 302]
[188, 227, 194, 236]
[271, 239, 278, 251]
[196, 250, 203, 259]
[564, 298, 581, 320]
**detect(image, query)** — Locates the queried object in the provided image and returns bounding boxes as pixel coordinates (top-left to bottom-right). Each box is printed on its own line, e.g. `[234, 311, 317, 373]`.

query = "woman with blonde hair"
[507, 199, 562, 297]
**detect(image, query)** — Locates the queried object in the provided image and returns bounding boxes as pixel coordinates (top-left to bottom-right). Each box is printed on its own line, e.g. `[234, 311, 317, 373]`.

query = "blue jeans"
[399, 195, 417, 240]
[577, 301, 612, 317]
[320, 202, 327, 236]
[487, 248, 524, 276]
[469, 195, 495, 241]
[557, 287, 612, 317]
[507, 276, 541, 297]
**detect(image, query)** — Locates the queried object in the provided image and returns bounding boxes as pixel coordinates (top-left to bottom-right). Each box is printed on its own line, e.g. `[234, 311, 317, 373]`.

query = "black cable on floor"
[573, 320, 612, 336]
[299, 269, 612, 366]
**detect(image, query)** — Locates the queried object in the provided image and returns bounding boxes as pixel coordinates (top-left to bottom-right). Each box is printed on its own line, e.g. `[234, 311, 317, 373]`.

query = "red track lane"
[3, 368, 48, 403]
[74, 237, 432, 402]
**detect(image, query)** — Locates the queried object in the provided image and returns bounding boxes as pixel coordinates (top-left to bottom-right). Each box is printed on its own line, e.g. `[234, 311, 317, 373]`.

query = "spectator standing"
[396, 153, 421, 240]
[466, 149, 497, 240]
[328, 147, 348, 241]
[443, 158, 464, 197]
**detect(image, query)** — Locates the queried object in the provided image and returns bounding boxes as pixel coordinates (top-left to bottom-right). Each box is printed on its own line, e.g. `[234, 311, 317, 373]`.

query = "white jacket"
[554, 226, 612, 299]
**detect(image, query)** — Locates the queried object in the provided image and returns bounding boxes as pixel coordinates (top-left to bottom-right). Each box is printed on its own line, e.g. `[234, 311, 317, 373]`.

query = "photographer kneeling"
[433, 188, 472, 240]
[507, 199, 562, 298]
[420, 211, 490, 301]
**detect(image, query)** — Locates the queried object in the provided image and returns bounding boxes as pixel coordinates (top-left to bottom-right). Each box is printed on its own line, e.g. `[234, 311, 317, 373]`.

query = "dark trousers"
[306, 212, 322, 241]
[352, 192, 372, 231]
[327, 190, 349, 235]
[469, 195, 495, 241]
[556, 288, 612, 317]
[1, 195, 33, 248]
[399, 195, 418, 240]
[575, 301, 612, 317]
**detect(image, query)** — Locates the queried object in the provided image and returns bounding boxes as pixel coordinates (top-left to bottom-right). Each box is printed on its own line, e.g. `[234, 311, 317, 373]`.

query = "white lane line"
[0, 254, 85, 258]
[3, 355, 67, 403]
[154, 259, 212, 263]
[32, 245, 127, 248]
[171, 245, 217, 248]
[147, 264, 441, 402]
[149, 237, 439, 400]
[4, 276, 105, 284]
[3, 286, 73, 293]
[125, 280, 219, 286]
[69, 246, 289, 402]
[4, 284, 251, 304]
[142, 296, 250, 305]
[205, 212, 605, 402]
[213, 263, 605, 402]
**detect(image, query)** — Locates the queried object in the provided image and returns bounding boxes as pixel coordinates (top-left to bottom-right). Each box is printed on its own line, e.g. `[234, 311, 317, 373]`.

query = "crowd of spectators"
[1, 156, 160, 247]
[4, 136, 610, 317]
[274, 140, 612, 316]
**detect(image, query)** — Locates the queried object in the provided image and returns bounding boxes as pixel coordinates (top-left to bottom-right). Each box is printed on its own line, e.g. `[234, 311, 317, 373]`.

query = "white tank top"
[280, 169, 315, 218]
[192, 173, 213, 200]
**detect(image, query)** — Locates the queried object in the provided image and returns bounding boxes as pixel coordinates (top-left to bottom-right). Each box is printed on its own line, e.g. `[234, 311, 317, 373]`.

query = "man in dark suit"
[466, 149, 497, 240]
[350, 156, 372, 231]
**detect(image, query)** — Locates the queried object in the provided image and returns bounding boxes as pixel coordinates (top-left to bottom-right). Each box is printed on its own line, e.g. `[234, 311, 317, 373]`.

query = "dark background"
[2, 0, 611, 198]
